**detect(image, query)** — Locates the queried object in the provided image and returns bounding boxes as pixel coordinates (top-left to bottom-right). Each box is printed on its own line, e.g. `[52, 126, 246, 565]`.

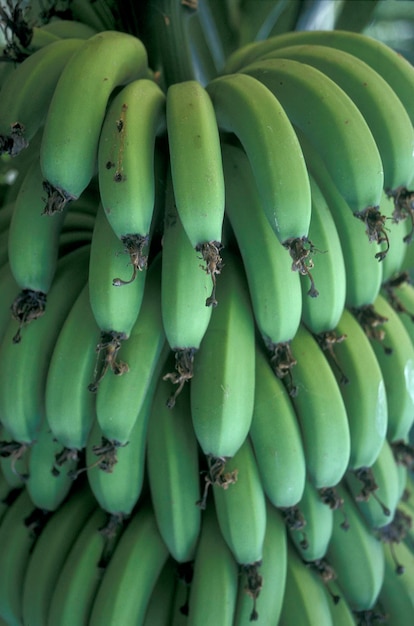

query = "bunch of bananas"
[1, 1, 414, 624]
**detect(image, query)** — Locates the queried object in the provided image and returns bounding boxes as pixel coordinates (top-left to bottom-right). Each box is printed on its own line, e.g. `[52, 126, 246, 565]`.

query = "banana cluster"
[1, 13, 414, 626]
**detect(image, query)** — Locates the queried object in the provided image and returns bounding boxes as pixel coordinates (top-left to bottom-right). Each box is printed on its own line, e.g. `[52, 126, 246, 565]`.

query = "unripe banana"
[39, 18, 98, 39]
[0, 263, 20, 344]
[143, 558, 178, 626]
[0, 424, 29, 489]
[378, 539, 414, 625]
[98, 77, 166, 280]
[40, 31, 149, 212]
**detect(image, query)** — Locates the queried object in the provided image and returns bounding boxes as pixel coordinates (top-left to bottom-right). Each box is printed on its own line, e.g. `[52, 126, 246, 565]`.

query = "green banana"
[166, 79, 225, 304]
[0, 245, 90, 443]
[95, 254, 166, 445]
[88, 502, 170, 626]
[98, 77, 166, 280]
[147, 358, 201, 564]
[186, 504, 239, 626]
[21, 483, 97, 626]
[0, 262, 20, 344]
[221, 141, 304, 384]
[0, 424, 29, 489]
[240, 57, 384, 219]
[39, 18, 98, 39]
[327, 580, 359, 626]
[289, 323, 351, 489]
[249, 345, 306, 509]
[380, 189, 412, 282]
[258, 43, 414, 193]
[160, 169, 214, 405]
[190, 250, 256, 461]
[234, 501, 287, 625]
[40, 31, 149, 212]
[0, 38, 85, 155]
[143, 558, 178, 626]
[378, 540, 414, 625]
[206, 72, 312, 257]
[323, 307, 387, 471]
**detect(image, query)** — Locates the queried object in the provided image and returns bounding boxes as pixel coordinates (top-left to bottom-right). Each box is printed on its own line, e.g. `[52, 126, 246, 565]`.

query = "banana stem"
[11, 288, 47, 343]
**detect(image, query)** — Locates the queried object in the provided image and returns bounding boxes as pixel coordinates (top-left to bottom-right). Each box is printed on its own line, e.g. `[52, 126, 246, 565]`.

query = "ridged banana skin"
[187, 504, 239, 626]
[289, 478, 334, 563]
[88, 503, 170, 626]
[259, 43, 414, 192]
[143, 558, 177, 626]
[378, 541, 414, 625]
[387, 280, 414, 341]
[47, 505, 112, 626]
[221, 141, 303, 346]
[279, 541, 334, 626]
[326, 485, 385, 611]
[346, 438, 401, 530]
[89, 202, 147, 337]
[289, 324, 351, 489]
[0, 263, 20, 343]
[98, 78, 166, 244]
[206, 72, 312, 244]
[0, 245, 90, 443]
[95, 255, 166, 445]
[147, 367, 201, 564]
[297, 128, 384, 308]
[190, 251, 256, 459]
[327, 580, 359, 626]
[224, 29, 414, 128]
[368, 293, 414, 442]
[21, 485, 97, 626]
[234, 502, 287, 625]
[0, 38, 84, 151]
[249, 346, 306, 509]
[241, 58, 384, 215]
[166, 79, 225, 247]
[8, 156, 67, 294]
[161, 171, 213, 351]
[39, 18, 98, 39]
[44, 281, 101, 452]
[40, 31, 149, 204]
[324, 307, 388, 471]
[302, 174, 347, 334]
[0, 488, 40, 626]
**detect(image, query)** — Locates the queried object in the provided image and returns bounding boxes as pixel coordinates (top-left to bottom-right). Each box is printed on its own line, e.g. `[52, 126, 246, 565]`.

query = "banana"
[0, 38, 84, 155]
[95, 253, 166, 445]
[146, 356, 201, 564]
[378, 539, 414, 625]
[166, 79, 225, 306]
[380, 189, 412, 282]
[0, 424, 29, 489]
[355, 292, 414, 443]
[288, 323, 351, 489]
[143, 558, 178, 626]
[40, 31, 149, 212]
[325, 484, 385, 612]
[240, 57, 384, 221]
[88, 501, 170, 626]
[257, 43, 414, 194]
[21, 483, 97, 626]
[279, 540, 334, 626]
[0, 262, 20, 343]
[190, 250, 256, 462]
[205, 72, 313, 260]
[160, 168, 214, 405]
[47, 505, 119, 626]
[187, 503, 239, 626]
[322, 307, 388, 471]
[88, 202, 147, 391]
[249, 345, 306, 509]
[327, 580, 359, 626]
[234, 501, 287, 625]
[98, 77, 166, 280]
[221, 141, 304, 387]
[0, 245, 90, 444]
[0, 487, 48, 626]
[39, 18, 98, 39]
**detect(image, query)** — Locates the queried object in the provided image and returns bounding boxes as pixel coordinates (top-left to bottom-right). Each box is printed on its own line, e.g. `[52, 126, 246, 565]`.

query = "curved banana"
[0, 263, 20, 344]
[0, 245, 90, 444]
[221, 141, 304, 385]
[190, 250, 256, 461]
[95, 254, 166, 445]
[205, 72, 312, 258]
[166, 79, 225, 305]
[249, 345, 306, 509]
[143, 558, 177, 626]
[258, 43, 414, 194]
[147, 357, 201, 564]
[88, 502, 170, 626]
[0, 424, 29, 489]
[21, 484, 97, 626]
[40, 31, 149, 212]
[39, 18, 98, 39]
[378, 539, 414, 625]
[161, 170, 214, 405]
[0, 38, 84, 155]
[380, 189, 412, 282]
[98, 77, 166, 280]
[289, 323, 351, 489]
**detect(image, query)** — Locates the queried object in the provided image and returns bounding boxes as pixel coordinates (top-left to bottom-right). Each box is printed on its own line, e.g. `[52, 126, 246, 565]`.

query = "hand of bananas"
[1, 0, 414, 624]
